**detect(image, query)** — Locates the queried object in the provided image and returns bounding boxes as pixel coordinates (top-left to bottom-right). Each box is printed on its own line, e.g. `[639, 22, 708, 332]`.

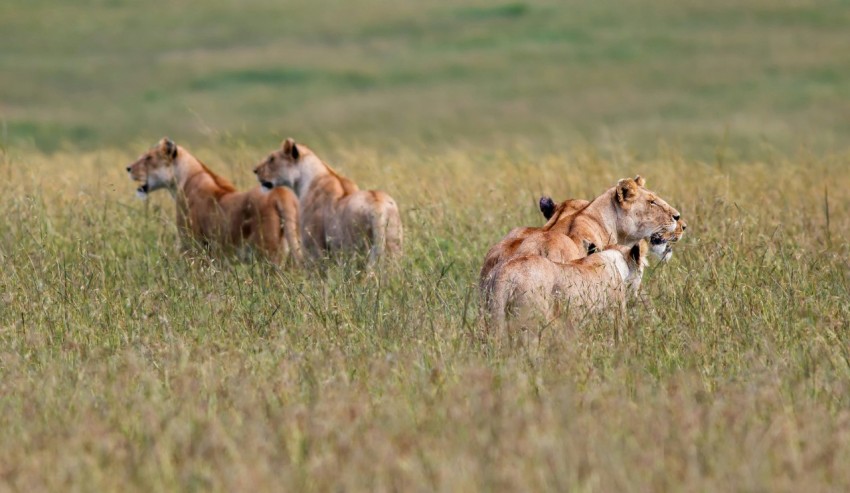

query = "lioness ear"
[539, 196, 556, 220]
[159, 137, 177, 160]
[616, 178, 639, 205]
[282, 137, 300, 160]
[634, 175, 646, 187]
[582, 239, 598, 255]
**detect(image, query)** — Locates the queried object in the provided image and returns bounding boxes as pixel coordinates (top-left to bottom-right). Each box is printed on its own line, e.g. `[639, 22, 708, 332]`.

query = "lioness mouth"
[136, 183, 149, 194]
[650, 233, 666, 245]
[260, 181, 275, 191]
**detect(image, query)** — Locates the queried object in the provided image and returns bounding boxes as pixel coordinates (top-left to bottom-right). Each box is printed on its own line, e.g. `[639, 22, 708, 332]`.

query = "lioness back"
[479, 198, 590, 307]
[332, 189, 402, 258]
[489, 243, 646, 339]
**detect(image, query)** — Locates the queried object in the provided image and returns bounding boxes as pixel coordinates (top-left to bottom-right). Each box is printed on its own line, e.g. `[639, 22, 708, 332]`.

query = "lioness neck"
[172, 149, 205, 196]
[172, 148, 237, 201]
[299, 156, 358, 200]
[600, 250, 630, 282]
[295, 155, 330, 198]
[568, 189, 618, 246]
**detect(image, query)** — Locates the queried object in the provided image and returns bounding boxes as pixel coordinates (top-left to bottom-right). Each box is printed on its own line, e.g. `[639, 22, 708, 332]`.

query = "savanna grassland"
[2, 0, 850, 491]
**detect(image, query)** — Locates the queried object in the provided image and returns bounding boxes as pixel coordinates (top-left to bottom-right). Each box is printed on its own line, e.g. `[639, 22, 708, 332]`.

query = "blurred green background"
[2, 0, 849, 157]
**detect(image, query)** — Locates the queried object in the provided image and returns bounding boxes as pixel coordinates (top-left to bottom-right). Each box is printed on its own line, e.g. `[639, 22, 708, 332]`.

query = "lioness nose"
[253, 168, 258, 175]
[673, 214, 680, 221]
[126, 166, 131, 172]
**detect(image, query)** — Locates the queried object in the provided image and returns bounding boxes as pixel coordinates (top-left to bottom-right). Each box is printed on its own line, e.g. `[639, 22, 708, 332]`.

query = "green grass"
[2, 0, 850, 155]
[2, 0, 850, 490]
[1, 144, 849, 490]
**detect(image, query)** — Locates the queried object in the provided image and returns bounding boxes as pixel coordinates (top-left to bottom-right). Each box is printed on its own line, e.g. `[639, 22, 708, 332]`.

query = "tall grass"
[1, 144, 848, 490]
[2, 0, 850, 488]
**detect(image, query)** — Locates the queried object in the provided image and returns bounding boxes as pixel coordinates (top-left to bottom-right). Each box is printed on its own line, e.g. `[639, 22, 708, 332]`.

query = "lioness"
[480, 176, 681, 302]
[126, 137, 301, 264]
[253, 138, 403, 266]
[489, 242, 648, 338]
[540, 194, 687, 262]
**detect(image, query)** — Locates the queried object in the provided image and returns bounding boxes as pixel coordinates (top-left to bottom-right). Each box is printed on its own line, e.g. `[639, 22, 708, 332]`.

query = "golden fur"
[253, 138, 403, 266]
[126, 138, 301, 264]
[478, 198, 590, 294]
[489, 242, 648, 339]
[480, 176, 681, 305]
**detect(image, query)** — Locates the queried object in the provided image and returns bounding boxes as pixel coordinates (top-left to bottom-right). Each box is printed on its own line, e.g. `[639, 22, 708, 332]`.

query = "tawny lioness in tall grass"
[126, 137, 301, 264]
[480, 176, 681, 305]
[488, 242, 649, 339]
[537, 195, 687, 262]
[254, 138, 403, 267]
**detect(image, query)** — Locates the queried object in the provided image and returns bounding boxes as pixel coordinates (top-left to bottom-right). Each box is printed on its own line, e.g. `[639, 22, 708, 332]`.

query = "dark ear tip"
[283, 137, 300, 158]
[630, 243, 641, 261]
[161, 137, 177, 158]
[539, 196, 556, 219]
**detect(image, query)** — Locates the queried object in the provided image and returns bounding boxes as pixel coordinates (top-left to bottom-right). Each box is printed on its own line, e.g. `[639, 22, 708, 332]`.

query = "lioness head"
[648, 217, 687, 262]
[126, 137, 179, 198]
[614, 175, 680, 242]
[254, 137, 311, 193]
[540, 193, 684, 262]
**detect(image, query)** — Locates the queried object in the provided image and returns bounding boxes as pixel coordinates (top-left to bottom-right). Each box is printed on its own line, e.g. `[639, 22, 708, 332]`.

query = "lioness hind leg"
[270, 190, 302, 266]
[383, 203, 403, 259]
[258, 207, 285, 264]
[366, 201, 403, 268]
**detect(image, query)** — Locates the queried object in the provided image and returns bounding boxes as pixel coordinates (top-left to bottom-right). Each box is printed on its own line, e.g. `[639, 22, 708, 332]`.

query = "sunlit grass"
[0, 143, 848, 490]
[2, 0, 850, 488]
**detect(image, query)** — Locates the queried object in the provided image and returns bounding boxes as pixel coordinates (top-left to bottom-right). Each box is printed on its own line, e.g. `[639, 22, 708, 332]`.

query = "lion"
[543, 195, 687, 262]
[480, 176, 681, 306]
[253, 138, 403, 267]
[489, 242, 648, 341]
[126, 137, 302, 264]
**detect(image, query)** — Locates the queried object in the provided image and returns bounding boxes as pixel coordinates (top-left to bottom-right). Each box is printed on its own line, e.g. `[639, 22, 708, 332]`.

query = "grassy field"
[2, 0, 850, 491]
[2, 0, 850, 156]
